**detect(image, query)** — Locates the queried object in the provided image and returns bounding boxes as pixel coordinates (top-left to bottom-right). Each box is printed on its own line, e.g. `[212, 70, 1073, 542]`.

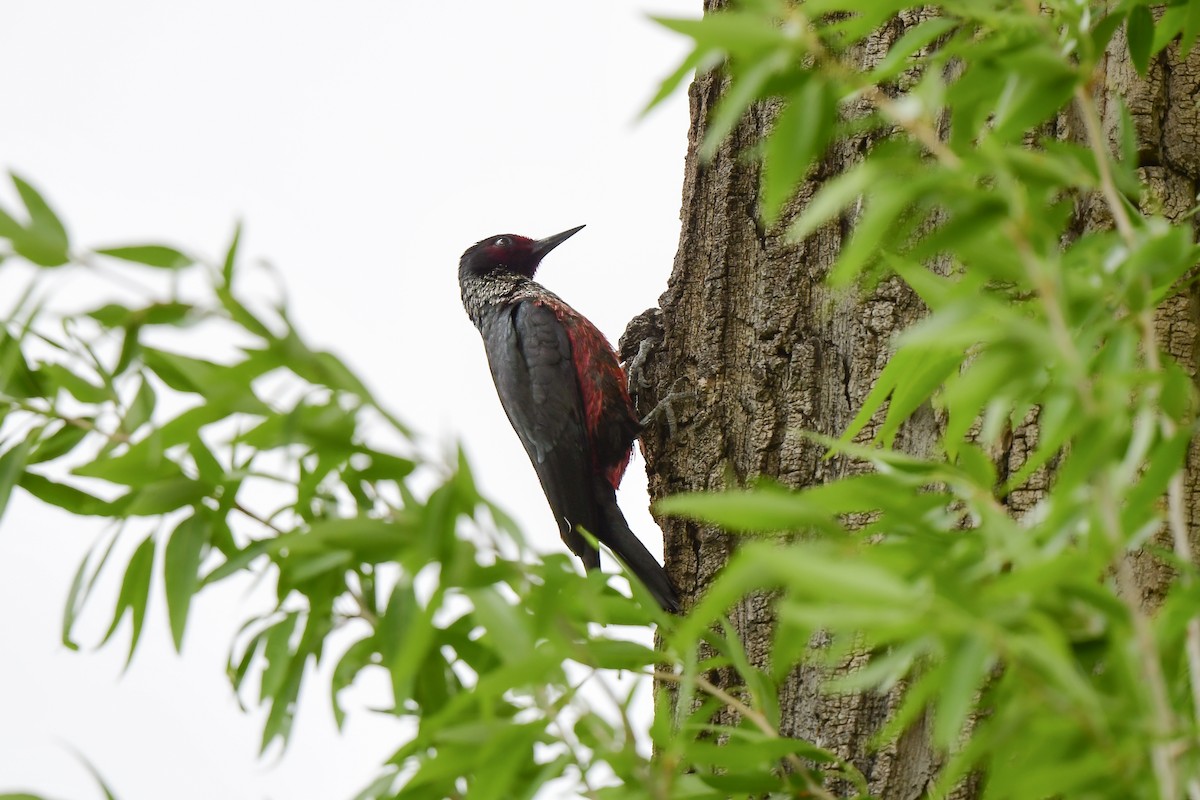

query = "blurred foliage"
[648, 0, 1200, 798]
[3, 0, 1200, 798]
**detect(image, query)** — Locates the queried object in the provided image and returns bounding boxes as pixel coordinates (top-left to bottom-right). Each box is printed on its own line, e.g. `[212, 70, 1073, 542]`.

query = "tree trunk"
[622, 4, 1200, 797]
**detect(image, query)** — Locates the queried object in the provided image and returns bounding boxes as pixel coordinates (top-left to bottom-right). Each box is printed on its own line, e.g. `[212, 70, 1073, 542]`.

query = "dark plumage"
[459, 226, 680, 613]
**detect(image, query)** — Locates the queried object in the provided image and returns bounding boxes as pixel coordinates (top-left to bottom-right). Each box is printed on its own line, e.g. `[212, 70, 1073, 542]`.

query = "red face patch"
[483, 235, 536, 274]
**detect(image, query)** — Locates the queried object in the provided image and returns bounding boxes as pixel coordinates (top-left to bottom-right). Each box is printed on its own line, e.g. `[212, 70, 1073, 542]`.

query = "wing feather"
[479, 301, 601, 568]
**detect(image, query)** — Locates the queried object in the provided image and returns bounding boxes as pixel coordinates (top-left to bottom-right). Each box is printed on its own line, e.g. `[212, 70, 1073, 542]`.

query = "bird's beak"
[531, 225, 585, 259]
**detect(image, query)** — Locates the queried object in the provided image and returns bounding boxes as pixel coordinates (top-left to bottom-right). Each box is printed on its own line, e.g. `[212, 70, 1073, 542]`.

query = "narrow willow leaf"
[10, 174, 66, 242]
[20, 473, 113, 515]
[581, 639, 659, 671]
[332, 636, 376, 730]
[701, 49, 789, 161]
[870, 16, 959, 82]
[259, 612, 300, 702]
[653, 12, 787, 60]
[95, 244, 192, 269]
[1088, 11, 1126, 59]
[101, 535, 156, 666]
[1001, 391, 1076, 493]
[72, 751, 122, 800]
[261, 616, 308, 753]
[201, 538, 274, 585]
[217, 285, 273, 339]
[379, 581, 434, 707]
[839, 346, 912, 445]
[38, 363, 108, 403]
[222, 221, 242, 286]
[468, 587, 532, 663]
[830, 176, 924, 286]
[1126, 5, 1153, 76]
[1183, 1, 1200, 56]
[788, 159, 880, 242]
[122, 477, 210, 516]
[879, 348, 964, 446]
[121, 376, 157, 435]
[934, 634, 991, 748]
[656, 486, 830, 532]
[0, 431, 36, 521]
[74, 437, 182, 486]
[28, 421, 90, 464]
[642, 46, 714, 117]
[9, 172, 69, 266]
[762, 78, 834, 224]
[164, 512, 211, 651]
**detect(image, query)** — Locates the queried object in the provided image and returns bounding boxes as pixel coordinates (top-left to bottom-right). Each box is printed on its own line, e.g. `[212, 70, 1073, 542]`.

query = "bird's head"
[459, 225, 585, 280]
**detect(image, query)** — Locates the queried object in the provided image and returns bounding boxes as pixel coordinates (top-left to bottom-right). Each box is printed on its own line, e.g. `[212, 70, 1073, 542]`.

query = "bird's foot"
[639, 378, 695, 437]
[626, 337, 655, 391]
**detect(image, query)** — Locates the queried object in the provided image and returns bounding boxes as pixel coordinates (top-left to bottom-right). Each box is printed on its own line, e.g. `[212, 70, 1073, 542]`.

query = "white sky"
[0, 2, 692, 798]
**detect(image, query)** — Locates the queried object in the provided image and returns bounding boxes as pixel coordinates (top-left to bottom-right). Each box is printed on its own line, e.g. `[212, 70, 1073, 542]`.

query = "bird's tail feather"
[598, 494, 681, 614]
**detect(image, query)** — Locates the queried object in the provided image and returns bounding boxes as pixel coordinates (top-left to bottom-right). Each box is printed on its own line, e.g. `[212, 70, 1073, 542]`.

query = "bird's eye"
[494, 237, 511, 247]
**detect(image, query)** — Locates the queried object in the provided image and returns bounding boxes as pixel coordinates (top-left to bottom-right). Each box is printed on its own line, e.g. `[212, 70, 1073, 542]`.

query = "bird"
[458, 225, 681, 613]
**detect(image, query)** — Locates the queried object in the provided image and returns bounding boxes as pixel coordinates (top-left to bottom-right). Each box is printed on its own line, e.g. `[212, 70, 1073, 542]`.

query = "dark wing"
[479, 300, 602, 568]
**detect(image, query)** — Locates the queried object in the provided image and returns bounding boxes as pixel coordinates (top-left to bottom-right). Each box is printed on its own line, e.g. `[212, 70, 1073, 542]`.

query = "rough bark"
[622, 5, 1200, 798]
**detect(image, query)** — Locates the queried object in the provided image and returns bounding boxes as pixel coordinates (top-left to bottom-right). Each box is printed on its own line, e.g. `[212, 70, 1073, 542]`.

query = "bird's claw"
[627, 338, 656, 391]
[639, 377, 695, 437]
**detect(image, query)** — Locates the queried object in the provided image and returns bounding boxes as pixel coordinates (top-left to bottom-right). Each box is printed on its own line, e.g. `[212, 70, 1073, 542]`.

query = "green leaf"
[164, 512, 211, 651]
[222, 221, 242, 286]
[701, 48, 790, 160]
[0, 431, 36, 522]
[121, 376, 157, 435]
[841, 345, 933, 445]
[0, 330, 49, 399]
[1126, 5, 1154, 76]
[653, 12, 787, 60]
[261, 609, 329, 753]
[95, 244, 192, 269]
[762, 79, 835, 223]
[1088, 11, 1126, 59]
[332, 636, 376, 729]
[140, 348, 227, 394]
[201, 538, 273, 585]
[38, 363, 108, 403]
[580, 638, 659, 671]
[101, 535, 156, 666]
[657, 485, 830, 532]
[280, 517, 412, 561]
[28, 421, 90, 464]
[467, 587, 532, 663]
[62, 532, 122, 650]
[217, 285, 273, 339]
[122, 477, 210, 516]
[74, 437, 183, 486]
[870, 16, 959, 82]
[20, 472, 113, 515]
[788, 158, 880, 242]
[11, 173, 66, 241]
[8, 172, 69, 266]
[378, 580, 434, 707]
[88, 301, 195, 329]
[188, 435, 224, 484]
[934, 634, 992, 748]
[879, 347, 964, 446]
[642, 46, 718, 117]
[1184, 0, 1200, 56]
[73, 751, 122, 800]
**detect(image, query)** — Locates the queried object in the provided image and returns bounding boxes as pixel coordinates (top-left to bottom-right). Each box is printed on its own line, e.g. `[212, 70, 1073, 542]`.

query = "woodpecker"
[459, 226, 680, 613]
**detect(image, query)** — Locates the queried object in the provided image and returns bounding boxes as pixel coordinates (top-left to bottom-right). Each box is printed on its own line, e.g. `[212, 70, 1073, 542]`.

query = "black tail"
[596, 486, 681, 614]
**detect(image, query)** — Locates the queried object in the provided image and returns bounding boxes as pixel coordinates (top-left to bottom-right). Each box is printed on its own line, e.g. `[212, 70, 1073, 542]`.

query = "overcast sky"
[0, 2, 692, 798]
